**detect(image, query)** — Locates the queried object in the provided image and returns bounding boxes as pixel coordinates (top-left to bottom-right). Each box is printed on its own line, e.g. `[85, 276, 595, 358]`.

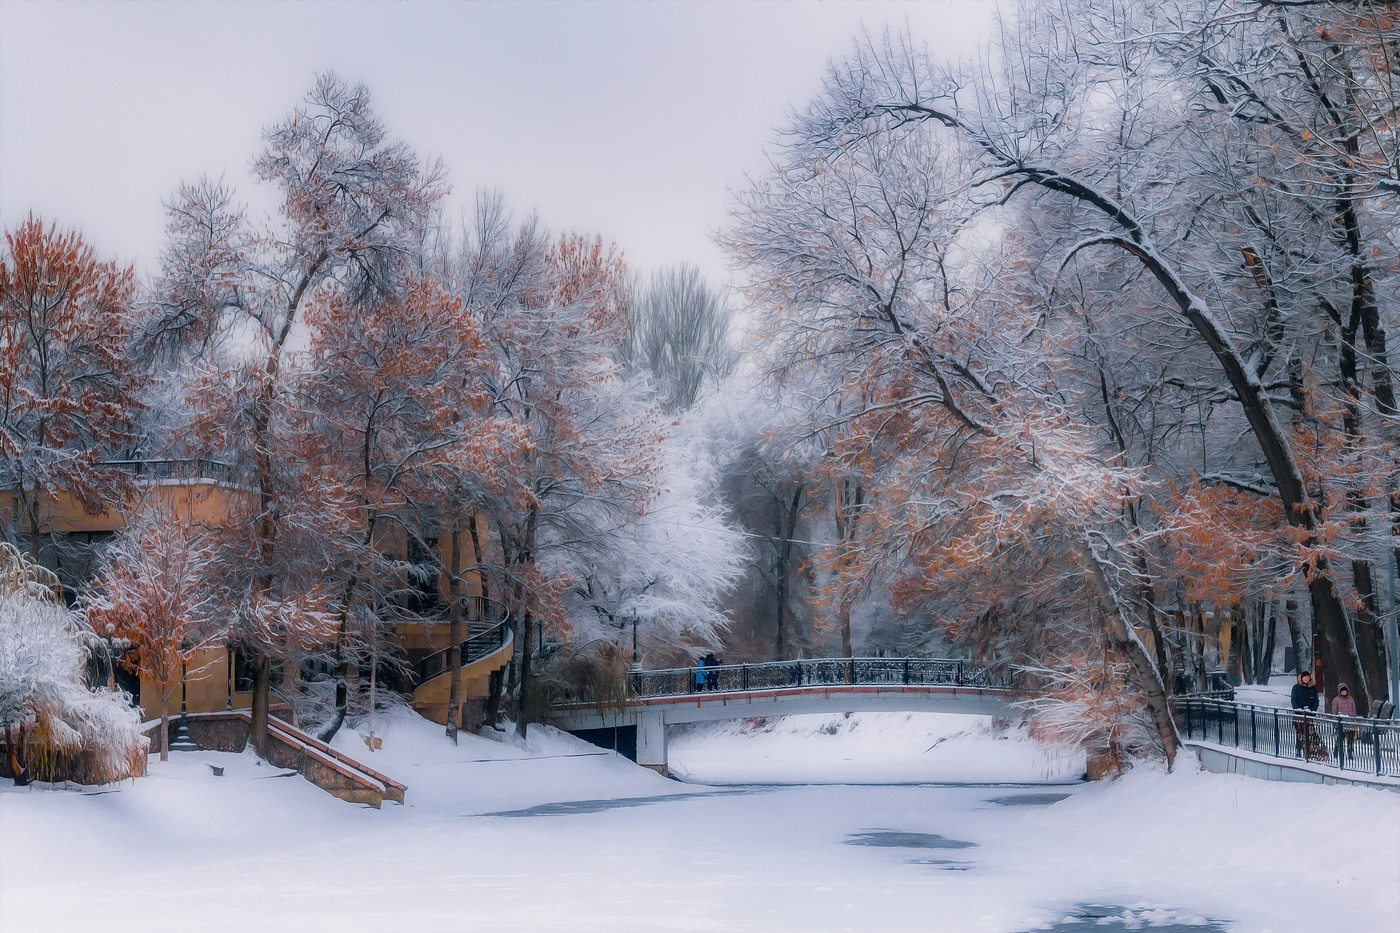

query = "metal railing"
[626, 657, 1012, 700]
[411, 621, 509, 686]
[105, 459, 233, 484]
[1178, 698, 1400, 779]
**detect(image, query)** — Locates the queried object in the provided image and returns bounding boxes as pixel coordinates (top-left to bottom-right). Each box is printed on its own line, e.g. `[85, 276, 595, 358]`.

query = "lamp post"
[1388, 557, 1399, 714]
[631, 611, 639, 670]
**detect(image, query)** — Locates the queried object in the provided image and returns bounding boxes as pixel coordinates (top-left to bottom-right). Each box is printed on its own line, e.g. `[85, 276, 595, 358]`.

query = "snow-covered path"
[1, 711, 1395, 933]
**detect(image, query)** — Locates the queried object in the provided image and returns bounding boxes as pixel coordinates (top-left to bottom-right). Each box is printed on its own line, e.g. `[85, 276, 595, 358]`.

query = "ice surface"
[1, 708, 1395, 933]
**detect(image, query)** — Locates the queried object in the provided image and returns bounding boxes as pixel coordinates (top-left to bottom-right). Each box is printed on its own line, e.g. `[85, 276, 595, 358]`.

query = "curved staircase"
[409, 621, 514, 725]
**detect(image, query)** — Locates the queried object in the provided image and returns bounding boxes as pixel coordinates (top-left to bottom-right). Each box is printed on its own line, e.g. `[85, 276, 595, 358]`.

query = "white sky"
[0, 1, 997, 286]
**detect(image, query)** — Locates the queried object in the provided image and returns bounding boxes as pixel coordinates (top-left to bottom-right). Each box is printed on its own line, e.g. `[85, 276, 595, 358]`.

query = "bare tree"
[624, 263, 738, 411]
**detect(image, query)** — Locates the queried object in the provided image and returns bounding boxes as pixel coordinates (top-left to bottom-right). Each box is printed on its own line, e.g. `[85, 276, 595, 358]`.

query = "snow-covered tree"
[143, 72, 446, 754]
[623, 263, 738, 412]
[0, 543, 144, 785]
[0, 216, 143, 579]
[85, 504, 218, 760]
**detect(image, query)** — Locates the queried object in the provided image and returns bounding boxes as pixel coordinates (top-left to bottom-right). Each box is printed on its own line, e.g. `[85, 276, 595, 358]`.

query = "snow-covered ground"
[1232, 682, 1297, 710]
[668, 711, 1085, 784]
[1, 709, 1396, 933]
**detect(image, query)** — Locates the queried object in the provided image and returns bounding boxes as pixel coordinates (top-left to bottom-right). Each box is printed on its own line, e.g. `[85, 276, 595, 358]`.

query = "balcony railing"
[104, 459, 234, 484]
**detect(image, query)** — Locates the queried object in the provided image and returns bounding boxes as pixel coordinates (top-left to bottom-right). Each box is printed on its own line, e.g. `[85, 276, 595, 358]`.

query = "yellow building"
[2, 459, 512, 730]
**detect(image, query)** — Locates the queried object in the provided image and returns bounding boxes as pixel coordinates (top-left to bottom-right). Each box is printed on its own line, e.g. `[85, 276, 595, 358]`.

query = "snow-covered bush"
[0, 545, 146, 785]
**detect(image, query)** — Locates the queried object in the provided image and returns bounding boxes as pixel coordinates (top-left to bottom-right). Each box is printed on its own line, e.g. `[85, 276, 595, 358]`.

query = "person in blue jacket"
[694, 656, 706, 692]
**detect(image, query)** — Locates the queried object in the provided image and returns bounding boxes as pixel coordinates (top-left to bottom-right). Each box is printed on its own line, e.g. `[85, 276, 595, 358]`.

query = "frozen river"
[2, 711, 1395, 933]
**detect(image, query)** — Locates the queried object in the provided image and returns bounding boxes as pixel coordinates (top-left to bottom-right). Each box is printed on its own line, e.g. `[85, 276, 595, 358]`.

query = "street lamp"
[631, 611, 639, 670]
[1388, 558, 1399, 715]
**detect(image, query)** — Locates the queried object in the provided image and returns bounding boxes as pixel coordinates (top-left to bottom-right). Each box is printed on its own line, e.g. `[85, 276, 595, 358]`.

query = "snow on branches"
[0, 544, 145, 785]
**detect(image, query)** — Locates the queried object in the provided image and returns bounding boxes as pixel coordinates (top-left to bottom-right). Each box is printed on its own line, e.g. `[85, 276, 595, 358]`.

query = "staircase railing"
[410, 621, 510, 687]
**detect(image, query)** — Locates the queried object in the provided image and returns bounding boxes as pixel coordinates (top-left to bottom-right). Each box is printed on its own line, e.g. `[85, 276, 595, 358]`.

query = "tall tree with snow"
[144, 73, 445, 754]
[86, 504, 218, 760]
[0, 216, 143, 579]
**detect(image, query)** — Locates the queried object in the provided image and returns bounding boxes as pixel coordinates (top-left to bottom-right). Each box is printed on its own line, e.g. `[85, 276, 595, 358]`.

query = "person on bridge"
[1291, 672, 1320, 759]
[695, 656, 706, 692]
[704, 653, 720, 691]
[1332, 683, 1358, 763]
[1291, 672, 1319, 712]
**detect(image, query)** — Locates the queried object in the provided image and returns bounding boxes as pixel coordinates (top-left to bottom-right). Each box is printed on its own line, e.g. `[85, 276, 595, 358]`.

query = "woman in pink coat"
[1332, 683, 1358, 763]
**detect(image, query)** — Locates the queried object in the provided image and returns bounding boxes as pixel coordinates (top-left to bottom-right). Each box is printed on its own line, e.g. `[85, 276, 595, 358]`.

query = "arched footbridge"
[546, 657, 1018, 776]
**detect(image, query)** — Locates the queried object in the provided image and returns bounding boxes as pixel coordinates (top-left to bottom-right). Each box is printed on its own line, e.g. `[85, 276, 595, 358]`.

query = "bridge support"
[636, 710, 667, 777]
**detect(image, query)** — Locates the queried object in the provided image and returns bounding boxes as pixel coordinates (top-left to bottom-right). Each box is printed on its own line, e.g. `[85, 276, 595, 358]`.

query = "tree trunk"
[516, 611, 534, 739]
[1227, 604, 1245, 685]
[1350, 559, 1389, 706]
[484, 668, 504, 731]
[250, 653, 272, 756]
[1081, 541, 1179, 767]
[833, 479, 863, 660]
[159, 693, 171, 762]
[773, 483, 803, 662]
[6, 724, 28, 785]
[1258, 602, 1277, 686]
[514, 509, 538, 738]
[446, 516, 463, 744]
[468, 512, 493, 621]
[1285, 598, 1307, 676]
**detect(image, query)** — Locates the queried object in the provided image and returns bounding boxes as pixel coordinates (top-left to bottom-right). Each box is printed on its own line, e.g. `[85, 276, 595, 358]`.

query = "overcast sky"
[0, 1, 996, 286]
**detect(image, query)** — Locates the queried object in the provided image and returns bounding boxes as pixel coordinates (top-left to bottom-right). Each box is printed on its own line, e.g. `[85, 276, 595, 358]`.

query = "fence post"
[1217, 703, 1224, 745]
[1273, 709, 1279, 757]
[1250, 708, 1256, 753]
[742, 664, 748, 692]
[1375, 722, 1383, 777]
[848, 658, 855, 685]
[903, 658, 910, 685]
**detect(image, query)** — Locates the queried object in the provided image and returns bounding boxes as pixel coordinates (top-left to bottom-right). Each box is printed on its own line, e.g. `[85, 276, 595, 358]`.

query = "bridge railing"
[1178, 697, 1400, 779]
[627, 657, 1011, 699]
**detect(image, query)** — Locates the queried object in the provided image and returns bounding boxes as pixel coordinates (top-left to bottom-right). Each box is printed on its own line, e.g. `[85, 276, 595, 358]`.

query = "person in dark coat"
[704, 653, 720, 691]
[1291, 672, 1319, 711]
[1291, 672, 1320, 758]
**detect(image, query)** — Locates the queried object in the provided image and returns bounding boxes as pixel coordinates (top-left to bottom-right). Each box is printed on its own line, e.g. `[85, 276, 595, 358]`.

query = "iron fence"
[627, 657, 1011, 699]
[411, 621, 509, 686]
[1178, 697, 1400, 779]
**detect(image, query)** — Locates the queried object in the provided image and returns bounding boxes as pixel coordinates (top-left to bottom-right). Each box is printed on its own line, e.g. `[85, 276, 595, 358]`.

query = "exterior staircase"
[140, 710, 406, 807]
[410, 621, 514, 725]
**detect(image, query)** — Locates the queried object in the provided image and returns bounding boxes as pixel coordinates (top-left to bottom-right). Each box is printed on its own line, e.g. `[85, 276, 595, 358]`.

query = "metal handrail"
[1176, 697, 1400, 779]
[411, 621, 510, 686]
[625, 656, 1013, 700]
